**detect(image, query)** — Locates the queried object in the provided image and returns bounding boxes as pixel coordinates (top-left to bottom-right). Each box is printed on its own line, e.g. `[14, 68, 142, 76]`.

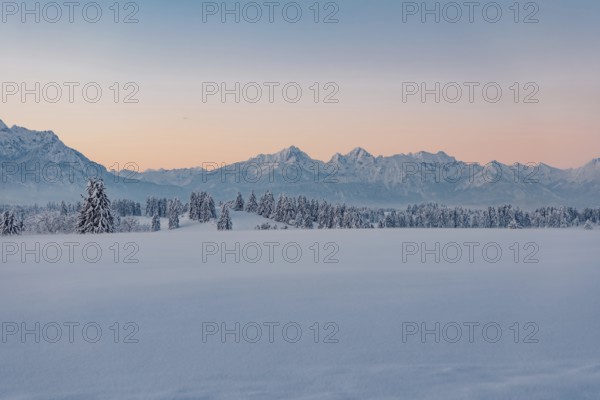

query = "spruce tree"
[217, 206, 233, 231]
[508, 219, 521, 229]
[76, 178, 115, 234]
[199, 194, 215, 223]
[274, 194, 286, 222]
[189, 192, 199, 220]
[208, 195, 217, 219]
[259, 191, 275, 218]
[246, 191, 258, 213]
[0, 211, 22, 235]
[60, 201, 68, 216]
[151, 214, 161, 232]
[145, 197, 156, 217]
[303, 212, 314, 229]
[168, 198, 181, 230]
[283, 196, 296, 224]
[233, 192, 245, 211]
[294, 209, 304, 227]
[257, 192, 268, 216]
[159, 198, 168, 218]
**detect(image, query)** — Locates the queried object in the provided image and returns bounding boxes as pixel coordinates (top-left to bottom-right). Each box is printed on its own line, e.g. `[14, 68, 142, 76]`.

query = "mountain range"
[1, 119, 598, 208]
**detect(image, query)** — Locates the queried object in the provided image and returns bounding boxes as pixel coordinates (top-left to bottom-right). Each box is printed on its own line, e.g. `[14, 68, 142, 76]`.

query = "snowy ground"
[1, 212, 600, 399]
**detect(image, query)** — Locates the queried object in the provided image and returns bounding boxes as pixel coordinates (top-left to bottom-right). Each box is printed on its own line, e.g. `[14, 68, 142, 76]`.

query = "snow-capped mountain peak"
[0, 123, 79, 163]
[407, 150, 456, 164]
[571, 157, 600, 183]
[346, 147, 373, 159]
[1, 118, 599, 208]
[253, 146, 312, 164]
[276, 145, 311, 162]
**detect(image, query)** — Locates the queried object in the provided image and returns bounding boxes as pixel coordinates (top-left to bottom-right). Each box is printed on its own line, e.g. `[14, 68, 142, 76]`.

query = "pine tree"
[189, 192, 200, 220]
[332, 204, 346, 228]
[265, 191, 275, 218]
[274, 194, 286, 222]
[145, 197, 156, 217]
[508, 219, 521, 229]
[208, 195, 217, 219]
[283, 196, 296, 224]
[311, 199, 319, 221]
[76, 178, 115, 234]
[246, 191, 258, 213]
[257, 192, 268, 216]
[151, 214, 161, 232]
[0, 211, 22, 235]
[199, 194, 215, 223]
[303, 212, 314, 229]
[159, 198, 168, 218]
[317, 202, 330, 229]
[60, 201, 68, 216]
[584, 219, 594, 230]
[217, 205, 233, 231]
[168, 198, 181, 230]
[233, 192, 245, 211]
[198, 192, 207, 212]
[257, 191, 275, 218]
[294, 209, 304, 228]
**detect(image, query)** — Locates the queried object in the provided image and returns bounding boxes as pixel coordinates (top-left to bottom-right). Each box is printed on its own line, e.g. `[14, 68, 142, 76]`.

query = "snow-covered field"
[1, 212, 599, 399]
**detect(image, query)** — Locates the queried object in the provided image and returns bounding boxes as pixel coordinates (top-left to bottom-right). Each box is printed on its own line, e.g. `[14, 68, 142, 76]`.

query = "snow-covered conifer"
[76, 178, 115, 234]
[246, 191, 258, 213]
[189, 192, 200, 220]
[208, 195, 217, 219]
[508, 219, 521, 229]
[0, 211, 22, 235]
[217, 205, 233, 231]
[199, 194, 215, 223]
[168, 198, 181, 230]
[151, 214, 161, 232]
[274, 194, 286, 222]
[257, 191, 275, 218]
[60, 201, 68, 216]
[233, 192, 245, 211]
[584, 220, 594, 230]
[303, 212, 314, 229]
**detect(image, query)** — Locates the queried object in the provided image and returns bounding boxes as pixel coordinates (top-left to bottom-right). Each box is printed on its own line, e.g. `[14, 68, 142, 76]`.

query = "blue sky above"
[1, 0, 598, 169]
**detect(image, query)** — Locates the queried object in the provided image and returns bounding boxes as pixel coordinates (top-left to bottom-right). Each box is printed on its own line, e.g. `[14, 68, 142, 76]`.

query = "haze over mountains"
[1, 119, 598, 208]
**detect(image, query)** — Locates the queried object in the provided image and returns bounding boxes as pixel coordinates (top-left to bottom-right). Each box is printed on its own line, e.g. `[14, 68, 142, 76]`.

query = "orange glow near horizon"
[1, 1, 598, 172]
[2, 93, 597, 171]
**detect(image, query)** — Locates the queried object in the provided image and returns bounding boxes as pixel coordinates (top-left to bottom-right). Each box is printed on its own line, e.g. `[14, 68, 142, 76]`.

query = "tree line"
[1, 179, 598, 235]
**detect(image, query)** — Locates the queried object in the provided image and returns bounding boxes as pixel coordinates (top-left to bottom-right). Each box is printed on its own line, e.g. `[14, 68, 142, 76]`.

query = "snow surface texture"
[1, 213, 600, 399]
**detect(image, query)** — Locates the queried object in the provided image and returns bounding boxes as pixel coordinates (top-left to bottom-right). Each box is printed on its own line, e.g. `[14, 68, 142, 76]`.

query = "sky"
[0, 0, 598, 170]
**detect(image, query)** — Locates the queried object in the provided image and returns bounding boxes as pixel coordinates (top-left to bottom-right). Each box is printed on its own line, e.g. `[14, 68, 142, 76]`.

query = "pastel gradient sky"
[1, 0, 598, 170]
